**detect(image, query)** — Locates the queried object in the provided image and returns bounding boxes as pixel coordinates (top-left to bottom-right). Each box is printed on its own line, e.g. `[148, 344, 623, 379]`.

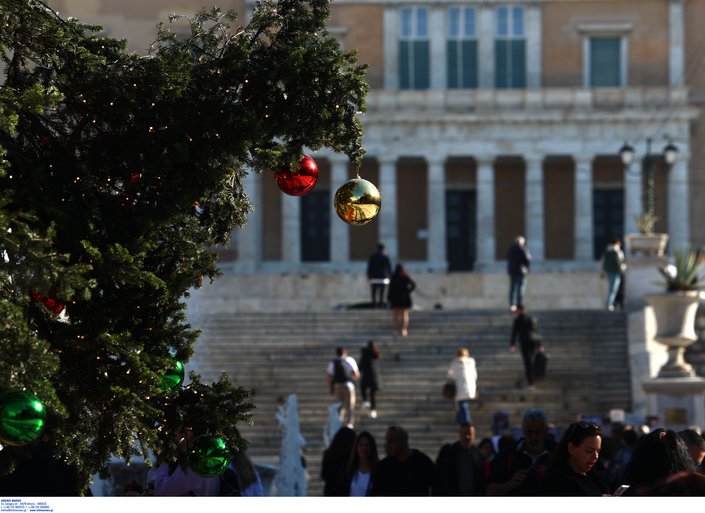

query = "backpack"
[331, 358, 349, 384]
[603, 247, 622, 273]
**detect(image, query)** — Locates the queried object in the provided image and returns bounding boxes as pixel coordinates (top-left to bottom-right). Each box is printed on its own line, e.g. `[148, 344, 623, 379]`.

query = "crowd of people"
[152, 237, 696, 497]
[319, 407, 705, 496]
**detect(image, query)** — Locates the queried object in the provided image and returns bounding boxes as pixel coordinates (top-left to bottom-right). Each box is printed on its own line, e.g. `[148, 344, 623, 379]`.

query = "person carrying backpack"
[326, 346, 360, 428]
[600, 238, 626, 311]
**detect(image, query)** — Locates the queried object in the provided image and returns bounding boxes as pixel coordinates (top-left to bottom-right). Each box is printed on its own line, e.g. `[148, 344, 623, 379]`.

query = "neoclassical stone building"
[51, 0, 705, 278]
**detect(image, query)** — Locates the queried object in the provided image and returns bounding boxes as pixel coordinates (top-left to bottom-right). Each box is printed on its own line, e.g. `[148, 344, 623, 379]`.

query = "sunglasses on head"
[565, 421, 600, 442]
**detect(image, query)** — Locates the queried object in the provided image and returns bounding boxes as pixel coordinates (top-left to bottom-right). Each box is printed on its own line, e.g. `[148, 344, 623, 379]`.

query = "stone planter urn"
[644, 291, 705, 378]
[624, 233, 669, 257]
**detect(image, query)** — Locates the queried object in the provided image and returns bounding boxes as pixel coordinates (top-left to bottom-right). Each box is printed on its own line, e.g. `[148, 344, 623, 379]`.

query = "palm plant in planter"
[624, 212, 669, 256]
[645, 247, 705, 378]
[658, 247, 705, 292]
[635, 212, 658, 236]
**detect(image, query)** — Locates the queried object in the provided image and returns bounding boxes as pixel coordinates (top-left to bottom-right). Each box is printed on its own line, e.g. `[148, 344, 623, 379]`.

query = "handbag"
[442, 380, 456, 399]
[534, 350, 548, 379]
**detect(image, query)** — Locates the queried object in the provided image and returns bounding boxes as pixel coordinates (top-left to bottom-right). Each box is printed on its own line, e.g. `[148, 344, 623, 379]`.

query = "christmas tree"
[0, 0, 367, 494]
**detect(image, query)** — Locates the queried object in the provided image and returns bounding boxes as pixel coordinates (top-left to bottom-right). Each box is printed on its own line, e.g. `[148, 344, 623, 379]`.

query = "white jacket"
[447, 356, 478, 401]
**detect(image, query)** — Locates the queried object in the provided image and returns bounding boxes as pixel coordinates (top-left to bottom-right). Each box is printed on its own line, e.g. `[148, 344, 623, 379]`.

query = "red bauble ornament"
[274, 155, 318, 196]
[29, 288, 65, 314]
[43, 298, 65, 314]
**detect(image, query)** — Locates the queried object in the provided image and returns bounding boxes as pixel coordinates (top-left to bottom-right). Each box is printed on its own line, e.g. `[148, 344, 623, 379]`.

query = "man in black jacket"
[510, 307, 542, 389]
[506, 235, 531, 310]
[487, 408, 556, 496]
[366, 243, 392, 308]
[370, 425, 436, 496]
[434, 422, 485, 496]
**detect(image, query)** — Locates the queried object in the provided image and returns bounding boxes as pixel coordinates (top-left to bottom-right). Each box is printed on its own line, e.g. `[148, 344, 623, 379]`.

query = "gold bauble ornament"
[334, 178, 381, 226]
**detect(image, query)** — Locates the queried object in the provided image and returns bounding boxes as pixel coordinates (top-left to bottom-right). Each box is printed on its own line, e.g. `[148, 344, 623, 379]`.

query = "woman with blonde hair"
[447, 346, 478, 424]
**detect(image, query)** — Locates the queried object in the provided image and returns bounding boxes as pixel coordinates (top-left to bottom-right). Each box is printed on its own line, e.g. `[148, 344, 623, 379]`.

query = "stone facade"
[49, 0, 705, 277]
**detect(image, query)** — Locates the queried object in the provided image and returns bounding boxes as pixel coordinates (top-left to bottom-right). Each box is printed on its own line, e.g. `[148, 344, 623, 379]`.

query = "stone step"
[187, 308, 629, 496]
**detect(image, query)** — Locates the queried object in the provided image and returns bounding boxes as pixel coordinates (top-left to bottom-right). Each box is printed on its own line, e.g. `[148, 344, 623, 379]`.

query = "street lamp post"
[619, 137, 678, 233]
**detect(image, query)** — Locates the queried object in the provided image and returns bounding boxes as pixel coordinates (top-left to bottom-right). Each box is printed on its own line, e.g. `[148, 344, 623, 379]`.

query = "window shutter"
[590, 37, 621, 87]
[399, 41, 411, 89]
[463, 40, 478, 88]
[495, 40, 509, 88]
[511, 39, 526, 88]
[414, 40, 430, 89]
[447, 40, 459, 88]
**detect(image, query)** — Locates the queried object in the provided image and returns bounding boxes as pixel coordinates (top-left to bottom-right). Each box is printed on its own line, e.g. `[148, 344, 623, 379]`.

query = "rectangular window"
[447, 7, 478, 89]
[495, 6, 526, 88]
[399, 7, 430, 90]
[589, 37, 622, 87]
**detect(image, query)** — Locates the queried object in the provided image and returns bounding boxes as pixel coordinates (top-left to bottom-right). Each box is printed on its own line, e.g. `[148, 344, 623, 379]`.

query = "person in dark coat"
[366, 243, 392, 308]
[510, 306, 542, 389]
[321, 426, 357, 496]
[620, 428, 696, 495]
[344, 431, 380, 496]
[370, 425, 436, 496]
[434, 422, 485, 496]
[600, 238, 626, 311]
[487, 408, 555, 496]
[359, 340, 381, 418]
[387, 264, 415, 337]
[506, 235, 531, 310]
[540, 421, 611, 496]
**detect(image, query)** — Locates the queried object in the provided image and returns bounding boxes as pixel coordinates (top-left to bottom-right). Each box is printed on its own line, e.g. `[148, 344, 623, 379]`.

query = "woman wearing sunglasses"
[540, 422, 611, 496]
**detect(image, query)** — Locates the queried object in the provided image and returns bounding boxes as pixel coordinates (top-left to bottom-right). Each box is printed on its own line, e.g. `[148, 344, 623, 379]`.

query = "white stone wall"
[185, 270, 607, 313]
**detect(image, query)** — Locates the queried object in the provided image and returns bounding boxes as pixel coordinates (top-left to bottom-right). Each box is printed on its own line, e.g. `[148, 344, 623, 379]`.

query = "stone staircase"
[188, 308, 630, 496]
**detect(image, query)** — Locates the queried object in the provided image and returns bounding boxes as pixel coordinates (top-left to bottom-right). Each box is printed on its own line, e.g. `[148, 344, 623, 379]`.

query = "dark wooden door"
[446, 190, 476, 271]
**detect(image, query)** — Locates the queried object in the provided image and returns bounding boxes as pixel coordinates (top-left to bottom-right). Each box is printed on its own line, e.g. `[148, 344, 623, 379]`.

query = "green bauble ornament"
[188, 434, 231, 478]
[160, 360, 185, 390]
[0, 391, 47, 446]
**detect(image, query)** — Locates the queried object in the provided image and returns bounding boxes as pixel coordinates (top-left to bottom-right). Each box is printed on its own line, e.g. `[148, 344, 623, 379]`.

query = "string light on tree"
[0, 1, 366, 491]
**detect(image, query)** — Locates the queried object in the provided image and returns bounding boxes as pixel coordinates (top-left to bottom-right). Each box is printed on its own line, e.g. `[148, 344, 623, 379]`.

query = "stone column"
[475, 157, 496, 266]
[623, 154, 643, 236]
[668, 154, 689, 249]
[330, 156, 350, 266]
[477, 6, 495, 88]
[378, 157, 399, 262]
[233, 168, 261, 273]
[669, 0, 685, 86]
[525, 155, 545, 261]
[427, 157, 447, 270]
[574, 155, 594, 261]
[281, 187, 301, 266]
